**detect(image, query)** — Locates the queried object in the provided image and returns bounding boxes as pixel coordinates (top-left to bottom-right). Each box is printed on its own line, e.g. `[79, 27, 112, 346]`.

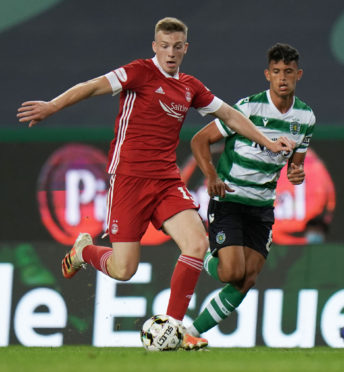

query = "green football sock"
[192, 284, 246, 335]
[203, 251, 219, 280]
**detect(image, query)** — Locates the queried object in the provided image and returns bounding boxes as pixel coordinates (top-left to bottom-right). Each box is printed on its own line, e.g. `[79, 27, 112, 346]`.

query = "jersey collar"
[152, 55, 179, 79]
[266, 89, 295, 117]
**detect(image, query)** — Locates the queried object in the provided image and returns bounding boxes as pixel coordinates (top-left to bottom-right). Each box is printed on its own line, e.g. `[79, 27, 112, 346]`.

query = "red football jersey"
[105, 57, 222, 179]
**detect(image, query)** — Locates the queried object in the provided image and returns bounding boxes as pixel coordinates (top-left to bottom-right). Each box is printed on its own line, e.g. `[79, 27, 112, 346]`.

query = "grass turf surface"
[0, 346, 343, 372]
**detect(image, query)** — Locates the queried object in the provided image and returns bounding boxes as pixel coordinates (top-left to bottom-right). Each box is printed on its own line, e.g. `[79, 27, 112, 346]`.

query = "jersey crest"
[290, 121, 301, 135]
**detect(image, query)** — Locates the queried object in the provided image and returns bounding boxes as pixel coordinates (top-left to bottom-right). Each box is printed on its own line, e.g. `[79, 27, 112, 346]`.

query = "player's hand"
[17, 101, 56, 127]
[267, 136, 295, 153]
[207, 176, 234, 198]
[287, 163, 305, 185]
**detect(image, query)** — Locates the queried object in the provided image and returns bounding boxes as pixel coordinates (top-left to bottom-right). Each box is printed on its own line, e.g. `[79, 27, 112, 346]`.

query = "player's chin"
[167, 68, 177, 75]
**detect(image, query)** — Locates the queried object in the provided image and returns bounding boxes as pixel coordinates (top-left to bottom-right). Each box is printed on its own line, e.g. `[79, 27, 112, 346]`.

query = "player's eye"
[173, 43, 184, 50]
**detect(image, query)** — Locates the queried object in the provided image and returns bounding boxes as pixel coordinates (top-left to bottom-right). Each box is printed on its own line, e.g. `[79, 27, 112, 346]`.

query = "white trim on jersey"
[102, 174, 116, 239]
[215, 117, 233, 138]
[104, 71, 123, 96]
[197, 96, 223, 117]
[108, 91, 137, 174]
[152, 55, 179, 79]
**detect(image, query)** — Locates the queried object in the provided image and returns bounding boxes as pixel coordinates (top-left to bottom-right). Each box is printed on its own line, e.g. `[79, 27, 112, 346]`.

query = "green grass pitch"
[0, 346, 342, 372]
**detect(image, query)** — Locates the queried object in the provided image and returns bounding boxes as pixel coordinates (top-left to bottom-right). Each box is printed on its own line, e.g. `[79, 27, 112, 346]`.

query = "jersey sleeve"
[104, 59, 150, 95]
[214, 95, 254, 138]
[104, 71, 122, 96]
[233, 97, 252, 117]
[212, 96, 253, 137]
[214, 118, 236, 138]
[190, 78, 223, 116]
[295, 111, 316, 153]
[197, 96, 223, 116]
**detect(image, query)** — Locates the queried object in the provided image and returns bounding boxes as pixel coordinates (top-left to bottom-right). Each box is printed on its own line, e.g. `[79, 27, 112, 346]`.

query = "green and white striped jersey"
[214, 89, 315, 207]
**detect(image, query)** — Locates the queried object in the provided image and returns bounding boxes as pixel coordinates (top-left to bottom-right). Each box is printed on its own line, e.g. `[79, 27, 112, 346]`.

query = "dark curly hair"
[268, 43, 299, 65]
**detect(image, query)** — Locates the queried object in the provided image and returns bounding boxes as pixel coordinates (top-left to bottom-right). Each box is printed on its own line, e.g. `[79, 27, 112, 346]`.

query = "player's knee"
[183, 235, 208, 259]
[218, 264, 245, 283]
[107, 262, 137, 281]
[238, 272, 258, 292]
[111, 269, 135, 281]
[243, 276, 257, 291]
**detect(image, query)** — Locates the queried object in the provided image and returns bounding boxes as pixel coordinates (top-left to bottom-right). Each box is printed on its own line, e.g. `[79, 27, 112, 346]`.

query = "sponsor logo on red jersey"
[159, 100, 188, 122]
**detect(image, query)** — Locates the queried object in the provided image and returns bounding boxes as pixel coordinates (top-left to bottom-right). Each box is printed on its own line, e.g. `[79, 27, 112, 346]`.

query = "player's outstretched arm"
[213, 102, 294, 153]
[17, 75, 112, 127]
[287, 152, 306, 185]
[191, 121, 233, 198]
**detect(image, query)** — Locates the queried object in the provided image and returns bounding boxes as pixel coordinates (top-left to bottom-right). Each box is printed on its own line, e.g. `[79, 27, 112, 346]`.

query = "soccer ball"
[140, 314, 183, 351]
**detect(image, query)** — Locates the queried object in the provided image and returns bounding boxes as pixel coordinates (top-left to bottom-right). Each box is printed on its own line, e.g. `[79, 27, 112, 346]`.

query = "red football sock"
[82, 244, 112, 276]
[166, 254, 203, 321]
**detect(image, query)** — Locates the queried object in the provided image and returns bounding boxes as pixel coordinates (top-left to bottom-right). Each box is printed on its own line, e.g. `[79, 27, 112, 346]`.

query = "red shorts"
[106, 174, 199, 242]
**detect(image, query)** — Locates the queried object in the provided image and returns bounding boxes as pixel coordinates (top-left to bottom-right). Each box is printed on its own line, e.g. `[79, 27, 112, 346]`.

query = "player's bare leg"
[107, 241, 141, 280]
[217, 246, 246, 283]
[62, 234, 141, 281]
[238, 246, 265, 293]
[164, 209, 208, 259]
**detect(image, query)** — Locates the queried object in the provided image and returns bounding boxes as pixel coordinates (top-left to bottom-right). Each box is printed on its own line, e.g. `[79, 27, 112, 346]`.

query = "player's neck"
[269, 90, 294, 114]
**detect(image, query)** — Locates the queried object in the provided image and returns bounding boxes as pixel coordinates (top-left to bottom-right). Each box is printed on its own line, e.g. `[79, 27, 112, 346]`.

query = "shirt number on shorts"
[178, 186, 191, 200]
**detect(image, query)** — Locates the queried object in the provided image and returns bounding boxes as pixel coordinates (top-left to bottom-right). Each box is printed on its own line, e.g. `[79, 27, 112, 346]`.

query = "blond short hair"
[154, 17, 188, 39]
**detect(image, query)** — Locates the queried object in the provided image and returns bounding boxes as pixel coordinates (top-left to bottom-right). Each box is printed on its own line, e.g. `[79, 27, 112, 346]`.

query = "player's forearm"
[50, 81, 99, 112]
[191, 135, 218, 182]
[288, 151, 306, 167]
[17, 76, 112, 127]
[221, 105, 273, 148]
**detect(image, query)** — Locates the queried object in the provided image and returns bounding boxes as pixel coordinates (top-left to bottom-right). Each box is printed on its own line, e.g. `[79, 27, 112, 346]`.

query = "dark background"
[1, 0, 344, 129]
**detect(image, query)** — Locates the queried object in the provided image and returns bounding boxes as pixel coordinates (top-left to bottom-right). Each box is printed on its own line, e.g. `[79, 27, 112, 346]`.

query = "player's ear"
[183, 42, 189, 55]
[152, 41, 157, 54]
[264, 69, 270, 82]
[297, 68, 303, 81]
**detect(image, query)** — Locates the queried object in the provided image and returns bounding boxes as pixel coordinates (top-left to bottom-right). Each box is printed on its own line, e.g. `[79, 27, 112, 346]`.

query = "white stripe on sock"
[178, 255, 203, 271]
[100, 251, 112, 276]
[214, 294, 231, 316]
[206, 303, 222, 323]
